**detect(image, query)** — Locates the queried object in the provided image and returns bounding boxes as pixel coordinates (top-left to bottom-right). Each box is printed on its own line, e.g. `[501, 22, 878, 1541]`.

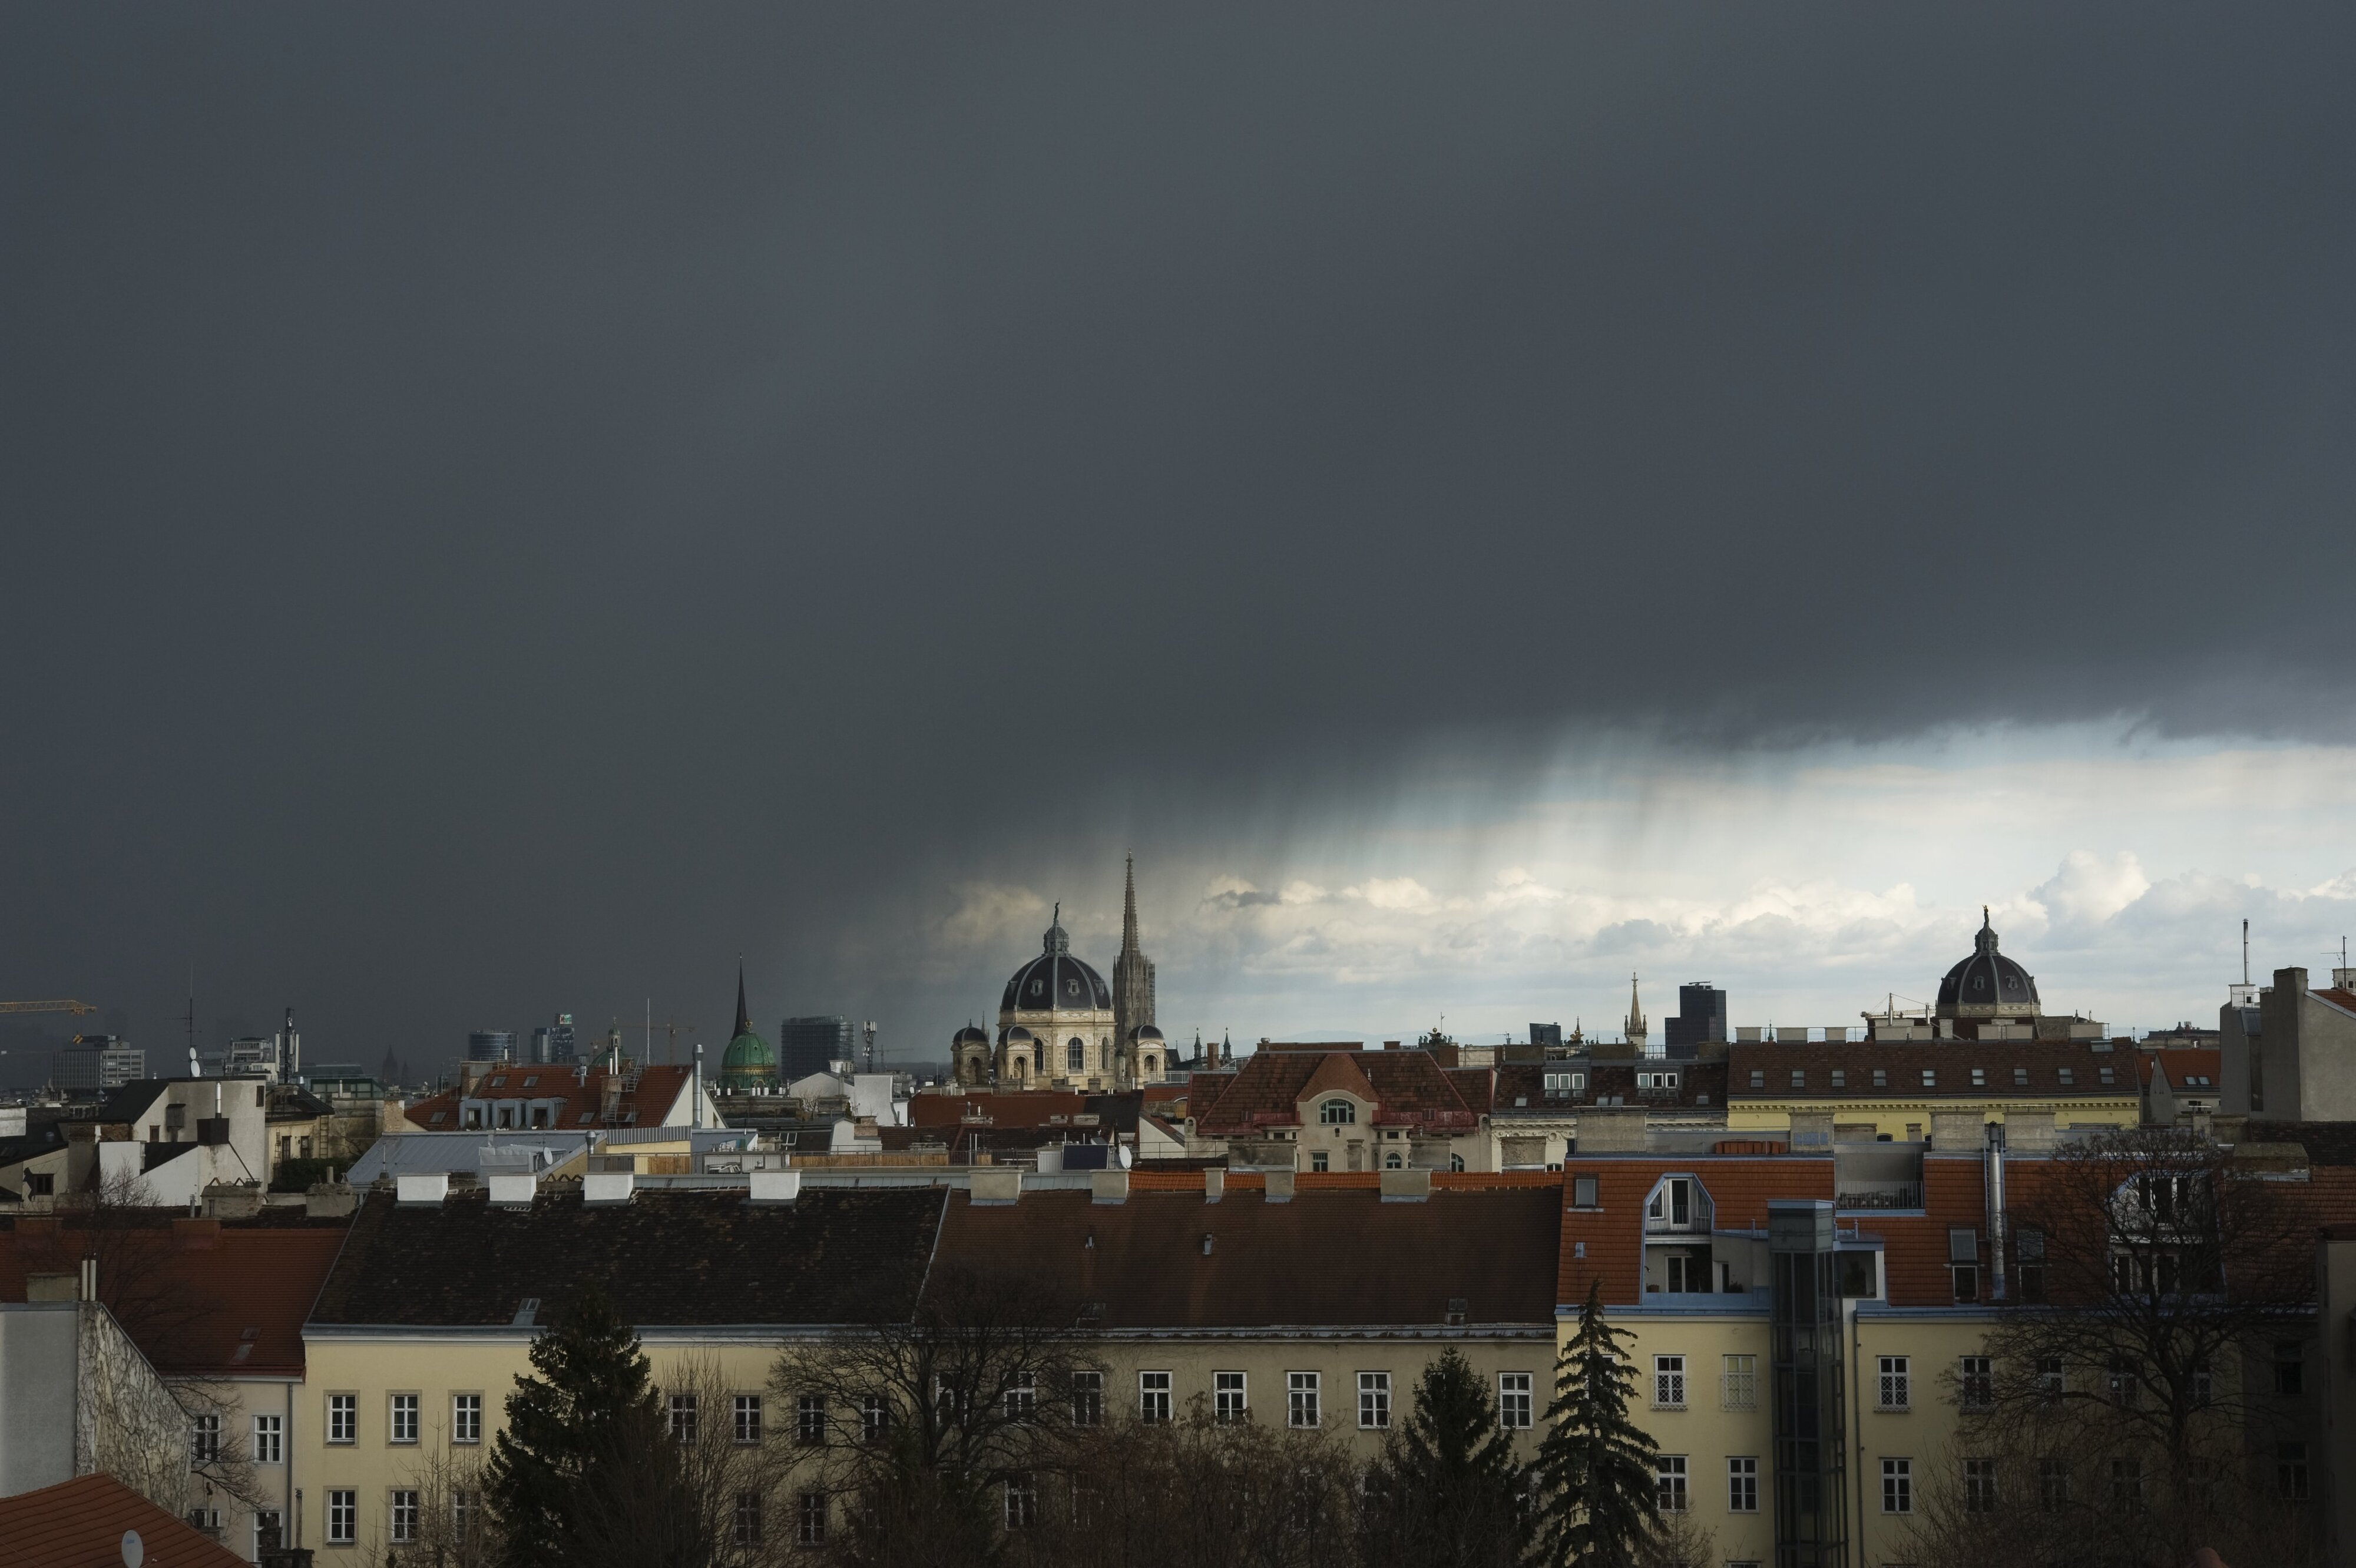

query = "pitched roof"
[1557, 1158, 1834, 1308]
[0, 1216, 348, 1377]
[310, 1187, 944, 1328]
[1190, 1050, 1478, 1135]
[907, 1091, 1140, 1134]
[401, 1064, 696, 1132]
[2140, 1049, 2221, 1089]
[0, 1473, 250, 1568]
[932, 1185, 1561, 1329]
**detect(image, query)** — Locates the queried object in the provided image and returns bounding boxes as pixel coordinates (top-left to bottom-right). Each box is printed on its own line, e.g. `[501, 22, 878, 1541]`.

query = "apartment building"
[1725, 1040, 2140, 1144]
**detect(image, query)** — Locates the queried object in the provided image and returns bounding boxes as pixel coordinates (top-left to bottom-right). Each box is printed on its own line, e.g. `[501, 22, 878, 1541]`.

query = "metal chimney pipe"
[1985, 1122, 2007, 1301]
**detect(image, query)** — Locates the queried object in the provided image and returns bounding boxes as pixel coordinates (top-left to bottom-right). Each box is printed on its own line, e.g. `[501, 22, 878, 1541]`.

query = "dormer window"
[1319, 1099, 1356, 1126]
[1648, 1177, 1695, 1229]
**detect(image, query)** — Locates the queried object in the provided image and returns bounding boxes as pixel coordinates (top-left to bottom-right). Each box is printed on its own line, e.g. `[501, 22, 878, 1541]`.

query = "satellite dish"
[121, 1531, 144, 1568]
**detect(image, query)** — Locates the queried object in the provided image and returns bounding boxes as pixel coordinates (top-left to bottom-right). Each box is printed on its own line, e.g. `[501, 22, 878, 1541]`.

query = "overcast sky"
[5, 5, 2354, 1080]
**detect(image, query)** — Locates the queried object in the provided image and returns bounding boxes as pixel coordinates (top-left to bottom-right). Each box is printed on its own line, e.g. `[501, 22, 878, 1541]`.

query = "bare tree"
[769, 1262, 1103, 1562]
[1907, 1128, 2325, 1568]
[366, 1441, 501, 1568]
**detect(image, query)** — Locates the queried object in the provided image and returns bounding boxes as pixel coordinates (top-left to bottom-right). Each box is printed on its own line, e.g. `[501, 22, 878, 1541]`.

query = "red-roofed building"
[0, 1473, 250, 1568]
[396, 1061, 714, 1135]
[1183, 1044, 1496, 1172]
[2140, 1047, 2221, 1127]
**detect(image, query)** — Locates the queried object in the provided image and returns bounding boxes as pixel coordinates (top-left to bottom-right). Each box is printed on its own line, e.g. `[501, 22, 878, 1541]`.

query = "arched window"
[1068, 1038, 1086, 1073]
[1143, 1055, 1157, 1075]
[1319, 1099, 1356, 1126]
[1449, 1154, 1466, 1173]
[1385, 1152, 1404, 1169]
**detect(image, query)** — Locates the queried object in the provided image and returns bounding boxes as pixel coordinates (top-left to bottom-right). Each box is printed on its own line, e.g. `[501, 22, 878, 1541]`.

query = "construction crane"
[0, 1000, 97, 1017]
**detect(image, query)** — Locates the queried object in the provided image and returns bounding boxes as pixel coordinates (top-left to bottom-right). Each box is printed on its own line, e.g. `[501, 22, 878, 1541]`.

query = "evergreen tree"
[1532, 1282, 1661, 1568]
[485, 1288, 667, 1568]
[1363, 1348, 1530, 1568]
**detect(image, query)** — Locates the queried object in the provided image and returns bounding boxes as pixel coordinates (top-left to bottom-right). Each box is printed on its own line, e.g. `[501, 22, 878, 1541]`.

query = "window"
[1215, 1372, 1248, 1423]
[2193, 1359, 2213, 1407]
[1311, 1150, 1329, 1172]
[798, 1395, 827, 1445]
[1722, 1354, 1758, 1411]
[1790, 1070, 1805, 1090]
[192, 1414, 220, 1463]
[1882, 1458, 1913, 1513]
[2013, 1067, 2029, 1087]
[1072, 1371, 1103, 1427]
[391, 1490, 419, 1543]
[732, 1491, 763, 1548]
[2038, 1458, 2069, 1509]
[1749, 1070, 1765, 1089]
[1872, 1067, 1888, 1088]
[2099, 1066, 2115, 1086]
[1921, 1069, 1936, 1088]
[327, 1490, 356, 1545]
[2034, 1357, 2064, 1398]
[1499, 1373, 1533, 1429]
[2110, 1458, 2142, 1506]
[452, 1394, 481, 1445]
[1288, 1371, 1321, 1428]
[253, 1513, 282, 1554]
[1002, 1372, 1035, 1421]
[798, 1491, 828, 1545]
[1319, 1099, 1356, 1125]
[252, 1414, 283, 1466]
[1544, 1071, 1576, 1099]
[1666, 1251, 1707, 1293]
[1655, 1455, 1687, 1513]
[2058, 1067, 2074, 1086]
[2016, 1226, 2047, 1302]
[1728, 1456, 1758, 1512]
[1971, 1067, 1986, 1086]
[1654, 1355, 1687, 1409]
[1959, 1356, 1993, 1410]
[862, 1394, 889, 1442]
[1571, 1173, 1600, 1207]
[1359, 1372, 1391, 1429]
[1139, 1371, 1172, 1424]
[327, 1394, 356, 1445]
[1964, 1458, 1997, 1513]
[2274, 1341, 2305, 1396]
[1647, 1177, 1694, 1227]
[2107, 1356, 2138, 1408]
[1004, 1473, 1038, 1529]
[2279, 1441, 2311, 1500]
[1830, 1069, 1845, 1088]
[1067, 1039, 1085, 1073]
[391, 1393, 418, 1445]
[734, 1394, 763, 1444]
[1950, 1229, 1980, 1302]
[670, 1392, 700, 1443]
[1878, 1356, 1910, 1411]
[186, 1509, 219, 1536]
[452, 1491, 478, 1543]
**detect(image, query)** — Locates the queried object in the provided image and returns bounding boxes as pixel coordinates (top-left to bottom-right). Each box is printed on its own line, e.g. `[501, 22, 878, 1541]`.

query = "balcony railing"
[1837, 1186, 1922, 1211]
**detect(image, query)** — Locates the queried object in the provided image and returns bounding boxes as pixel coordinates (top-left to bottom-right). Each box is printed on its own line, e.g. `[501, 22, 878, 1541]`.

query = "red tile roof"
[402, 1064, 697, 1131]
[1192, 1050, 1479, 1135]
[0, 1218, 346, 1378]
[2139, 1049, 2221, 1089]
[0, 1472, 250, 1568]
[1557, 1159, 1835, 1307]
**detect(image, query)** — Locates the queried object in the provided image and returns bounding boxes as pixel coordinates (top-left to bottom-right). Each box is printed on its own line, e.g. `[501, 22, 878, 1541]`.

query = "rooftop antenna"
[183, 967, 198, 1079]
[2243, 919, 2250, 986]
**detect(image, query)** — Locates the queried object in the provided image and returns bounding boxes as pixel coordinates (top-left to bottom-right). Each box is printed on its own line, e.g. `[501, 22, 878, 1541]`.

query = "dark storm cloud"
[3, 4, 2352, 1065]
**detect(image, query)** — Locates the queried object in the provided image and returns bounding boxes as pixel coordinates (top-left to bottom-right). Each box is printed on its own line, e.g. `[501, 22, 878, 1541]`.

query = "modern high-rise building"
[547, 1013, 577, 1063]
[466, 1030, 517, 1063]
[1665, 983, 1728, 1049]
[1529, 1022, 1564, 1048]
[52, 1036, 146, 1092]
[779, 1015, 853, 1081]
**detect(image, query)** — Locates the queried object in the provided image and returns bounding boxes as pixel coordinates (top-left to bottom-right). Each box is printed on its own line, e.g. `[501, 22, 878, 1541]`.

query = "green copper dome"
[719, 966, 777, 1084]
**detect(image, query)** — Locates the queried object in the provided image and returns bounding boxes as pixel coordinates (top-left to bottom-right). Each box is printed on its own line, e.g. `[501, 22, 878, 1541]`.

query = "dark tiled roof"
[311, 1187, 944, 1327]
[2140, 1049, 2220, 1089]
[908, 1090, 1140, 1134]
[2248, 1120, 2356, 1166]
[1726, 1041, 2139, 1100]
[1191, 1050, 1477, 1135]
[932, 1186, 1560, 1328]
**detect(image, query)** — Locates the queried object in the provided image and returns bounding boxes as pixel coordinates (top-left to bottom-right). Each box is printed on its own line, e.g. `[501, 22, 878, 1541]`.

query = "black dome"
[1001, 916, 1111, 1013]
[952, 1026, 989, 1046]
[1937, 913, 2040, 1011]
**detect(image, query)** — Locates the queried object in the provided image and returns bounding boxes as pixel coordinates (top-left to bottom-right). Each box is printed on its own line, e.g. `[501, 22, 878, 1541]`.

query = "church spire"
[1626, 972, 1646, 1038]
[1120, 853, 1141, 958]
[734, 958, 753, 1040]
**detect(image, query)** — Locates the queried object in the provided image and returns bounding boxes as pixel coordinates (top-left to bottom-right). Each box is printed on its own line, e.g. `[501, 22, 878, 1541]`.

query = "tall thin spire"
[734, 958, 752, 1039]
[1121, 853, 1141, 956]
[1626, 972, 1645, 1037]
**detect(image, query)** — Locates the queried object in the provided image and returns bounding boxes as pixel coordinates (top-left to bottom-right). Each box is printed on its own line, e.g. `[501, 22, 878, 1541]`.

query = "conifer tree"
[1363, 1348, 1529, 1567]
[485, 1288, 669, 1568]
[1533, 1281, 1661, 1568]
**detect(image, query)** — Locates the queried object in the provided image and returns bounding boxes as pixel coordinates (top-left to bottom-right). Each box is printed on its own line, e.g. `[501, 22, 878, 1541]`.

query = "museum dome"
[1001, 907, 1111, 1014]
[1936, 910, 2041, 1015]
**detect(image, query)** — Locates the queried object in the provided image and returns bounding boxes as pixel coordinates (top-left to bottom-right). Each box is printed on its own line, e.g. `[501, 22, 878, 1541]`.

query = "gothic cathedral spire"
[1112, 854, 1157, 1069]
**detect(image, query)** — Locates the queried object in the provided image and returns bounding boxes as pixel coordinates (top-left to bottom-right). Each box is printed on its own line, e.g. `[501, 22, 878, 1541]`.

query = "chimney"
[692, 1041, 705, 1130]
[1984, 1122, 2007, 1301]
[396, 1173, 451, 1206]
[1203, 1169, 1225, 1203]
[1263, 1169, 1295, 1204]
[80, 1256, 97, 1301]
[1090, 1170, 1130, 1205]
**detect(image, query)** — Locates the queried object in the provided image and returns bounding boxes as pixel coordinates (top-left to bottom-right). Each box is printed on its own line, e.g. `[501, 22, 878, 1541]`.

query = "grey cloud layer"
[3, 4, 2351, 1061]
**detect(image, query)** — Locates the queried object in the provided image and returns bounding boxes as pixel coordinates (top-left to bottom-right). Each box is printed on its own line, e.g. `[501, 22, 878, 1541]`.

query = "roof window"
[490, 1076, 507, 1088]
[1831, 1069, 1845, 1089]
[1971, 1068, 1986, 1087]
[2013, 1067, 2029, 1087]
[1873, 1069, 1888, 1088]
[1921, 1069, 1937, 1089]
[2058, 1067, 2075, 1086]
[1749, 1070, 1765, 1089]
[1791, 1070, 1806, 1090]
[2098, 1066, 2115, 1085]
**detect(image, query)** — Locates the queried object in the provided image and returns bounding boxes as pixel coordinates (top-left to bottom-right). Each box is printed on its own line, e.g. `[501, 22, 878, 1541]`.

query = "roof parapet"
[750, 1170, 802, 1205]
[970, 1168, 1023, 1206]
